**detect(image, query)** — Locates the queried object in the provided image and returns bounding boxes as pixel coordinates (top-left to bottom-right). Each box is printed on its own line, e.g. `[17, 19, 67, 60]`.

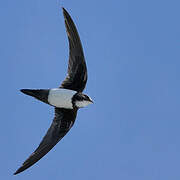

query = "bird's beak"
[89, 99, 94, 104]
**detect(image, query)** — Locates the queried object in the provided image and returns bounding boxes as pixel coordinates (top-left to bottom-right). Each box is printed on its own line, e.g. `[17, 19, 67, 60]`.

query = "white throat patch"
[48, 88, 76, 109]
[75, 100, 93, 108]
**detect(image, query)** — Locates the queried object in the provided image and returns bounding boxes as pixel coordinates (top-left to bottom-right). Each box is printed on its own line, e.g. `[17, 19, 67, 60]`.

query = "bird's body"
[21, 88, 92, 109]
[14, 7, 93, 175]
[48, 88, 76, 109]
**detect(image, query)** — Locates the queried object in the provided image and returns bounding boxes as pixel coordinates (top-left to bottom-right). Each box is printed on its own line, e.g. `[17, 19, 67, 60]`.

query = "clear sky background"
[0, 0, 180, 179]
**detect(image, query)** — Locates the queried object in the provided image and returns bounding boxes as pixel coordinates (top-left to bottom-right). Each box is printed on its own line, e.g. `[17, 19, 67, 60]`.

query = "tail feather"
[20, 89, 49, 104]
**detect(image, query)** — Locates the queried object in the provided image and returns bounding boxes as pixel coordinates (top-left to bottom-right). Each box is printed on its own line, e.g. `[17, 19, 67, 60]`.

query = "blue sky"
[1, 0, 180, 179]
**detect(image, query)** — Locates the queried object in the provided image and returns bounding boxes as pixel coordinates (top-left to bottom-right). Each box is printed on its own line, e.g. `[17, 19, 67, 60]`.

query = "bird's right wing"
[14, 108, 77, 175]
[60, 8, 87, 92]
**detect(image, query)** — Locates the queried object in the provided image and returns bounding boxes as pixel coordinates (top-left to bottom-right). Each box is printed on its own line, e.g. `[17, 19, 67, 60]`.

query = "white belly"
[48, 88, 76, 109]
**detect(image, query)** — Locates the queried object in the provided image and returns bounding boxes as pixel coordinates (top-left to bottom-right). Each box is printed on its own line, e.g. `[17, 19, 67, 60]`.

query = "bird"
[14, 7, 93, 175]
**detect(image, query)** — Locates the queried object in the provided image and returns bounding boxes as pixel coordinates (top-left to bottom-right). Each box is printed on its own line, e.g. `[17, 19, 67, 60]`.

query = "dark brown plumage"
[60, 8, 87, 92]
[14, 7, 88, 175]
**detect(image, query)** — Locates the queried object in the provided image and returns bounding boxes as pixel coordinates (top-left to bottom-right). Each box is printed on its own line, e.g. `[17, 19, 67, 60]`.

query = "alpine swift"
[14, 7, 93, 175]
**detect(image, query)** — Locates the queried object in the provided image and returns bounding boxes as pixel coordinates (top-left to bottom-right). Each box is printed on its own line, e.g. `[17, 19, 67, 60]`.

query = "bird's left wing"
[60, 8, 87, 92]
[14, 108, 77, 175]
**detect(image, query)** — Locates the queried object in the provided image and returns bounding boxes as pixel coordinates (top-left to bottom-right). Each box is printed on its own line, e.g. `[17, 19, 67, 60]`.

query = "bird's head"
[73, 92, 93, 108]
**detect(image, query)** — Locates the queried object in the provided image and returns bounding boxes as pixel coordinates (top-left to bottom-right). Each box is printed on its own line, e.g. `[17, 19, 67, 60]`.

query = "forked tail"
[20, 89, 50, 104]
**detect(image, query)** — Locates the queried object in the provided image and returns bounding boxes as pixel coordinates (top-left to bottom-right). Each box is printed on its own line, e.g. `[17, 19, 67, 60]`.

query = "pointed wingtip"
[13, 169, 20, 175]
[62, 7, 70, 19]
[13, 163, 29, 175]
[62, 7, 66, 13]
[62, 7, 66, 15]
[14, 164, 26, 175]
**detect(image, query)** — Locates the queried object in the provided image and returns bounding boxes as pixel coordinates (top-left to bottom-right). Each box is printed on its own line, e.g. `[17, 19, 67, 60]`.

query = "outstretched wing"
[60, 8, 87, 92]
[14, 108, 77, 175]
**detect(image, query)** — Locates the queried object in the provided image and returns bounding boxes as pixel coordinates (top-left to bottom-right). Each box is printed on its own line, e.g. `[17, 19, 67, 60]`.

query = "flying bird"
[14, 7, 93, 175]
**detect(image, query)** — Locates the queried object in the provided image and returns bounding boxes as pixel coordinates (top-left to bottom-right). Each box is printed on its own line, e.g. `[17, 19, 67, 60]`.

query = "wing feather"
[14, 108, 77, 175]
[60, 8, 87, 92]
